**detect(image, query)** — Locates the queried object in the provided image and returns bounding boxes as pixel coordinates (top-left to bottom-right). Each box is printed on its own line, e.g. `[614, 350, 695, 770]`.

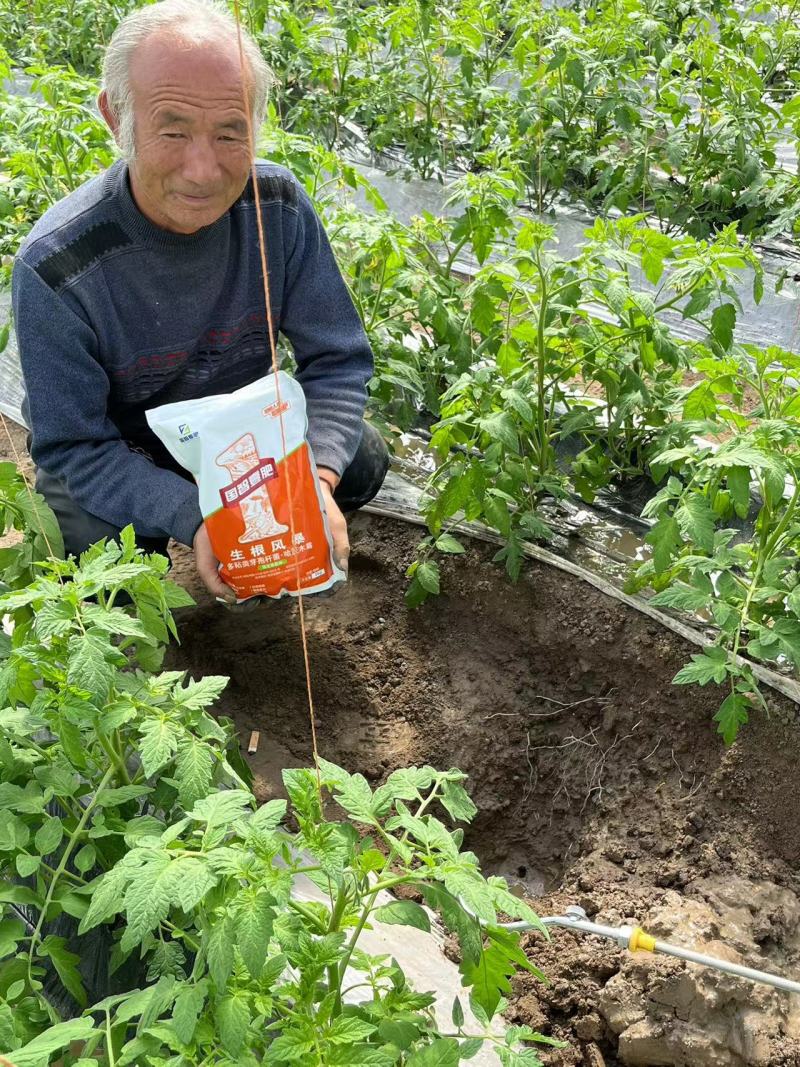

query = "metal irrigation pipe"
[501, 905, 800, 996]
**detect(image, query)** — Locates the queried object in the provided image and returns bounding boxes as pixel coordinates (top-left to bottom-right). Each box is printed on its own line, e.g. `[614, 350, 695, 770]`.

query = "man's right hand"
[193, 522, 237, 603]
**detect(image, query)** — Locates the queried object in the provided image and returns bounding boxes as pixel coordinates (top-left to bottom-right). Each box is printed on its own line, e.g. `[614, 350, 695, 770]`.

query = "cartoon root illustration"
[216, 432, 288, 543]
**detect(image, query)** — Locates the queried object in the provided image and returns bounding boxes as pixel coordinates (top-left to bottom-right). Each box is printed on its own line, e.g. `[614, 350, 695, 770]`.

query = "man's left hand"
[317, 467, 349, 574]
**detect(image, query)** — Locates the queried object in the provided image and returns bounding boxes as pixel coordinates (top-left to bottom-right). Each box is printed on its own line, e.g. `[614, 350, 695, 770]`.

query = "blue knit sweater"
[12, 160, 373, 547]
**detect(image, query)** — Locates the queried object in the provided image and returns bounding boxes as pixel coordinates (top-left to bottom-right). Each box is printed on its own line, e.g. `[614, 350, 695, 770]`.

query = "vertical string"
[232, 4, 322, 787]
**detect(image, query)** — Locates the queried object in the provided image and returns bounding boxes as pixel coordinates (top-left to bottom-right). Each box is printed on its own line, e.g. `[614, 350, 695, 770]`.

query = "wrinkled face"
[126, 34, 253, 234]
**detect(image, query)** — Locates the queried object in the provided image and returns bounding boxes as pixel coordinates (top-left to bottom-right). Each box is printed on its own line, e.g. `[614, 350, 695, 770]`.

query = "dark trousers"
[35, 421, 389, 559]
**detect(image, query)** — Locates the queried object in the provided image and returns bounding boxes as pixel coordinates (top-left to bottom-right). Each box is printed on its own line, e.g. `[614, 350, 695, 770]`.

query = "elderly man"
[12, 0, 388, 601]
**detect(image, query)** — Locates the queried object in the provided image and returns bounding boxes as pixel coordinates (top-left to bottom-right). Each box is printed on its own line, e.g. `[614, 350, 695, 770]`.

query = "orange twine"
[232, 3, 322, 788]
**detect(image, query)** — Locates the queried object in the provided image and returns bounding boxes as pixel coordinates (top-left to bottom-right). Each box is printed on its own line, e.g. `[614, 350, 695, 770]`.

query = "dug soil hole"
[168, 513, 800, 1067]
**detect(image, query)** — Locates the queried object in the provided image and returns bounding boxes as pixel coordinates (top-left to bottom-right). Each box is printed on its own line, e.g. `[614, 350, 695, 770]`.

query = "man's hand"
[317, 467, 349, 574]
[193, 522, 236, 603]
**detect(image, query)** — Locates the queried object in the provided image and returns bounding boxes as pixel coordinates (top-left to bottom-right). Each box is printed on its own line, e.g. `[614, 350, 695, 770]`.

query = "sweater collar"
[106, 160, 230, 252]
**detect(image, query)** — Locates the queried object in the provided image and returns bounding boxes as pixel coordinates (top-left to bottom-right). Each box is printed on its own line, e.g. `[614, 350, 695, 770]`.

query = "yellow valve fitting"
[629, 927, 656, 953]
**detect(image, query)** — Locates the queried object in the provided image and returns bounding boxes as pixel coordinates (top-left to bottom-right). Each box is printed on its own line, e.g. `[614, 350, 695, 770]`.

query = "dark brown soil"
[166, 513, 800, 1067]
[5, 416, 800, 1066]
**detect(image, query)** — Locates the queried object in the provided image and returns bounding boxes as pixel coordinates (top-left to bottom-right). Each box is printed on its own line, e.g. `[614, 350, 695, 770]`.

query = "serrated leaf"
[435, 534, 466, 554]
[672, 647, 729, 685]
[650, 583, 711, 613]
[406, 1038, 460, 1066]
[714, 692, 750, 746]
[123, 854, 173, 945]
[168, 857, 217, 912]
[479, 411, 519, 452]
[334, 772, 377, 822]
[416, 561, 440, 595]
[79, 867, 129, 933]
[206, 916, 234, 989]
[374, 900, 431, 932]
[138, 717, 181, 776]
[177, 675, 229, 710]
[675, 495, 716, 553]
[38, 934, 87, 1007]
[172, 981, 207, 1045]
[710, 302, 736, 351]
[233, 891, 274, 978]
[189, 789, 252, 827]
[174, 737, 215, 810]
[216, 993, 250, 1055]
[67, 634, 115, 704]
[8, 1018, 97, 1066]
[328, 1015, 379, 1043]
[96, 784, 153, 807]
[420, 883, 483, 966]
[646, 514, 681, 573]
[441, 780, 478, 823]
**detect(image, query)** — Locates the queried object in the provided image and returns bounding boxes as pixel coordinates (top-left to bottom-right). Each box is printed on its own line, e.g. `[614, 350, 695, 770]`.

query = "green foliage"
[0, 466, 550, 1063]
[627, 345, 800, 743]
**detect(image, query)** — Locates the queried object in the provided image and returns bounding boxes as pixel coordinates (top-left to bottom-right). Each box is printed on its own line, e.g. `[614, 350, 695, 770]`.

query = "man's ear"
[98, 90, 120, 141]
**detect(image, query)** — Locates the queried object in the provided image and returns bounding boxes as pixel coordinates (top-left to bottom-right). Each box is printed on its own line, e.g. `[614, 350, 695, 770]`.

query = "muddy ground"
[3, 417, 800, 1066]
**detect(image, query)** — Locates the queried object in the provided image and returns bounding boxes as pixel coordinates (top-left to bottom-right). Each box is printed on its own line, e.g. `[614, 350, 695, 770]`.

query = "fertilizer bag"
[146, 372, 345, 601]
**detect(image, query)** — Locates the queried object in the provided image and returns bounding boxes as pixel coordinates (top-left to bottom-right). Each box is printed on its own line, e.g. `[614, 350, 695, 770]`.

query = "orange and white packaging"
[146, 372, 346, 601]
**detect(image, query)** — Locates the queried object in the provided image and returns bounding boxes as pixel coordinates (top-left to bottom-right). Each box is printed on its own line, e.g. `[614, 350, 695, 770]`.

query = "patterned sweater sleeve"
[278, 181, 374, 476]
[12, 257, 204, 547]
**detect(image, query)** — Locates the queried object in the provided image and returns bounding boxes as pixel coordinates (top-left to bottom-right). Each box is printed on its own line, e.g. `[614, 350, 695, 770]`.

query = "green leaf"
[78, 867, 128, 933]
[675, 495, 716, 553]
[470, 288, 496, 335]
[38, 935, 87, 1007]
[416, 561, 441, 595]
[96, 785, 153, 807]
[9, 1018, 97, 1067]
[715, 692, 750, 746]
[420, 883, 483, 966]
[727, 466, 751, 518]
[216, 992, 250, 1055]
[646, 514, 680, 573]
[334, 772, 377, 822]
[479, 412, 519, 452]
[461, 927, 533, 1021]
[168, 857, 217, 912]
[373, 900, 431, 932]
[122, 854, 173, 946]
[673, 646, 729, 686]
[138, 717, 181, 776]
[435, 534, 466, 554]
[441, 780, 478, 823]
[35, 816, 63, 856]
[452, 996, 465, 1028]
[176, 675, 229, 710]
[16, 853, 40, 877]
[206, 916, 234, 989]
[233, 891, 274, 979]
[190, 789, 252, 827]
[174, 737, 215, 810]
[328, 1016, 379, 1043]
[650, 583, 711, 613]
[74, 840, 96, 874]
[67, 634, 115, 704]
[406, 1038, 460, 1066]
[172, 981, 207, 1045]
[710, 302, 736, 351]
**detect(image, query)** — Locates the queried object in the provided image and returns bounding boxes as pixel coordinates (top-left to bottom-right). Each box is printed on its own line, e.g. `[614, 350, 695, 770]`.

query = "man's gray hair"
[102, 0, 270, 161]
